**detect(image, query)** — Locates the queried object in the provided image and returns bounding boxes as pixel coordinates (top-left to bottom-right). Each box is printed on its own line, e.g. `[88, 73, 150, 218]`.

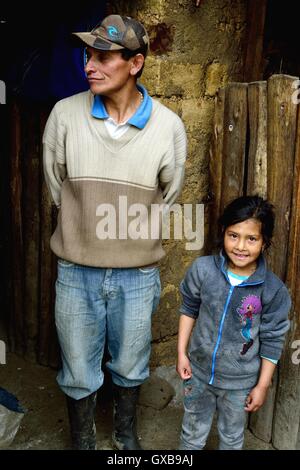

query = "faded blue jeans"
[55, 259, 161, 400]
[179, 369, 251, 450]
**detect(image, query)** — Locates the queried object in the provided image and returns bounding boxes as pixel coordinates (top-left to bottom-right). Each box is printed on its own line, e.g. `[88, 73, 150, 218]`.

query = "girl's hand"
[176, 353, 192, 380]
[244, 385, 269, 412]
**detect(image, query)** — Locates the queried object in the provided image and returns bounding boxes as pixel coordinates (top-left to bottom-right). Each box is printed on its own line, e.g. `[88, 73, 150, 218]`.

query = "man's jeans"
[55, 259, 161, 400]
[179, 369, 251, 450]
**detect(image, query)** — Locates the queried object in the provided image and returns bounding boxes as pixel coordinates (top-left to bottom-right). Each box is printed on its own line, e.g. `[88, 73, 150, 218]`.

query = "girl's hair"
[218, 195, 275, 250]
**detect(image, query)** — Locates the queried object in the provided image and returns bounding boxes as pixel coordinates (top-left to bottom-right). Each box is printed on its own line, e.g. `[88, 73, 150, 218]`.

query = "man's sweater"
[179, 252, 291, 390]
[43, 90, 187, 267]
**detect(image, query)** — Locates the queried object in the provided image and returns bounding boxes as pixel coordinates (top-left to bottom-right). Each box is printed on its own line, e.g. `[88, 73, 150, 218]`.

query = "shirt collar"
[91, 84, 152, 129]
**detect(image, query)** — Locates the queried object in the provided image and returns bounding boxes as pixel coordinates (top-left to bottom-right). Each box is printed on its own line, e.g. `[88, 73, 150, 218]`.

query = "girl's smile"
[224, 218, 264, 276]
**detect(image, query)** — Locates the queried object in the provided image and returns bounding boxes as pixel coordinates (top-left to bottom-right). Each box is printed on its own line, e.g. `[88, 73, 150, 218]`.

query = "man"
[43, 14, 187, 450]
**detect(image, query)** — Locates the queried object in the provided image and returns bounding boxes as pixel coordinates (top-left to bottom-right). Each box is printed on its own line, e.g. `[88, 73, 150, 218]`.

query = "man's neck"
[102, 84, 142, 124]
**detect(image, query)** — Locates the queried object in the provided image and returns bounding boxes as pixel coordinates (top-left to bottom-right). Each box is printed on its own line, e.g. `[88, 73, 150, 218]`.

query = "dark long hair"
[218, 195, 275, 250]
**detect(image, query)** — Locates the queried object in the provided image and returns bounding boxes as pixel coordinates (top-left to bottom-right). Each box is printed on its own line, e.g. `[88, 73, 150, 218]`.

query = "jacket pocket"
[216, 348, 260, 378]
[189, 342, 214, 373]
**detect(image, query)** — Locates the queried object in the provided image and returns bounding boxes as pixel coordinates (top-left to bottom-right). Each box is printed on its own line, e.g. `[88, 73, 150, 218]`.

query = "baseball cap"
[72, 14, 149, 53]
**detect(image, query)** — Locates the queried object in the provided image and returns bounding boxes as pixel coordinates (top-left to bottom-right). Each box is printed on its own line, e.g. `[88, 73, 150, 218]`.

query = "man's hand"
[177, 352, 192, 380]
[244, 384, 269, 412]
[195, 0, 202, 6]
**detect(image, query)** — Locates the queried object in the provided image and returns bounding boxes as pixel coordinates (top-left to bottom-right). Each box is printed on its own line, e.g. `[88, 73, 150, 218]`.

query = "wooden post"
[272, 99, 300, 450]
[38, 107, 54, 366]
[249, 74, 298, 444]
[23, 102, 40, 361]
[247, 80, 274, 442]
[209, 87, 225, 247]
[247, 81, 267, 197]
[220, 82, 248, 210]
[267, 74, 298, 280]
[9, 100, 25, 355]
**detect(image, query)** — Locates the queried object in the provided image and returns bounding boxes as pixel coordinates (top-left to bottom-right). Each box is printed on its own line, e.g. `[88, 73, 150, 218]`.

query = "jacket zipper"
[209, 285, 234, 385]
[208, 262, 264, 385]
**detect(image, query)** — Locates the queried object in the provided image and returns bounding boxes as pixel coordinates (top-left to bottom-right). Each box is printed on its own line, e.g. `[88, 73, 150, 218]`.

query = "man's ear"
[130, 53, 145, 76]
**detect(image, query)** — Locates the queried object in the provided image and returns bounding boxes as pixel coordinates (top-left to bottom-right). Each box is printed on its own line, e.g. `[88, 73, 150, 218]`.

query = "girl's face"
[223, 218, 264, 275]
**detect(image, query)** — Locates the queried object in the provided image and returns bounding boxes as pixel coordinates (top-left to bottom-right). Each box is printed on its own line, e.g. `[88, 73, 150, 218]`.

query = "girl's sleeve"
[260, 285, 291, 361]
[42, 104, 67, 208]
[179, 259, 202, 319]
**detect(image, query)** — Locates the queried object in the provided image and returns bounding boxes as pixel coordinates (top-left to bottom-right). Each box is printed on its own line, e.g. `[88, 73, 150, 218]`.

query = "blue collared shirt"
[91, 84, 153, 129]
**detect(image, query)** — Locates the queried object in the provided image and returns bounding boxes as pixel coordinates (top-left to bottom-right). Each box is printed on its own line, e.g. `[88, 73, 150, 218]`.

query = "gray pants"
[179, 371, 251, 450]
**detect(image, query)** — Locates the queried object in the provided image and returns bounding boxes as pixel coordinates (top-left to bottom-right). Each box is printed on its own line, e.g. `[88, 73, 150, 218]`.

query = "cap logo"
[107, 25, 122, 40]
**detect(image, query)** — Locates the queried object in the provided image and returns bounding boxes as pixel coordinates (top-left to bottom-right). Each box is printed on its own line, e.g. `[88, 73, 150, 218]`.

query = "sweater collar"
[215, 250, 266, 285]
[91, 84, 152, 129]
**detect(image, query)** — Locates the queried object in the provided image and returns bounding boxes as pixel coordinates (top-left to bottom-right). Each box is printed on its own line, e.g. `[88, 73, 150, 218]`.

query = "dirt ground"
[0, 352, 274, 450]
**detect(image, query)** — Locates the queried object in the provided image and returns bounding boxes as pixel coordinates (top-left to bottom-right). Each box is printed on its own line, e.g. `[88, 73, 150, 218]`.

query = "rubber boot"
[112, 384, 142, 450]
[66, 391, 97, 450]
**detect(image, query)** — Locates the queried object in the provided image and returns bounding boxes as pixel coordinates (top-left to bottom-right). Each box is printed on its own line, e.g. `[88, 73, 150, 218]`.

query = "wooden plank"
[38, 107, 54, 366]
[22, 102, 40, 361]
[9, 100, 25, 355]
[267, 74, 298, 280]
[249, 369, 278, 442]
[247, 81, 267, 197]
[246, 80, 271, 442]
[208, 87, 225, 248]
[243, 0, 268, 82]
[220, 82, 248, 210]
[250, 74, 298, 444]
[272, 97, 300, 449]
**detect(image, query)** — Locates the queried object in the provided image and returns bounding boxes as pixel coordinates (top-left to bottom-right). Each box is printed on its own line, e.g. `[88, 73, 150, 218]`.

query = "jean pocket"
[152, 276, 161, 313]
[58, 258, 75, 268]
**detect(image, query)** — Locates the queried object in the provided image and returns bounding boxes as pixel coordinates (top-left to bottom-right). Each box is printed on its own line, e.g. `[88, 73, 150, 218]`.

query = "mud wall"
[110, 0, 248, 367]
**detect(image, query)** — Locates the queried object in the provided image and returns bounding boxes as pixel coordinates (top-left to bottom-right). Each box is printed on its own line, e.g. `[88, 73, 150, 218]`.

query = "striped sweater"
[42, 90, 187, 267]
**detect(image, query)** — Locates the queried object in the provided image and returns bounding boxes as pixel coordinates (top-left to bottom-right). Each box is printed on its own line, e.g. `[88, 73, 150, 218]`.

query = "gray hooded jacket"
[179, 252, 291, 390]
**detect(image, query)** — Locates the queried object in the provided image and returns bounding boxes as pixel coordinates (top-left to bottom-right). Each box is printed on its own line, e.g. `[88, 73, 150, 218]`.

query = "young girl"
[177, 195, 291, 450]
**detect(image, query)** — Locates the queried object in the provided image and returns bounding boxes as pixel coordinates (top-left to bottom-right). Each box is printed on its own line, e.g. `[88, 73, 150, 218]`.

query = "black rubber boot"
[112, 384, 142, 450]
[66, 391, 97, 450]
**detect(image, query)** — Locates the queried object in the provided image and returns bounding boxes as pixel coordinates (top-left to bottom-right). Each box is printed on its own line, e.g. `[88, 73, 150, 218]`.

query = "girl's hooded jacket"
[179, 252, 291, 390]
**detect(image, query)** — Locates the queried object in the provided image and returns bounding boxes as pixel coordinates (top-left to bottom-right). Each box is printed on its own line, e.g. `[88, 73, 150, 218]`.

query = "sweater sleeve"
[259, 285, 291, 361]
[173, 116, 187, 167]
[42, 104, 67, 208]
[179, 259, 202, 319]
[159, 116, 187, 204]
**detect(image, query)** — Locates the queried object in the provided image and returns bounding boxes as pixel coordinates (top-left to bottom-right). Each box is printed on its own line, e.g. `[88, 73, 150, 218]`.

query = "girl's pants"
[179, 369, 251, 450]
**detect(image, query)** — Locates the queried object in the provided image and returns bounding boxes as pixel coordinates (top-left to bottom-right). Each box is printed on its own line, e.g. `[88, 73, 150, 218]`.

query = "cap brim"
[71, 32, 125, 51]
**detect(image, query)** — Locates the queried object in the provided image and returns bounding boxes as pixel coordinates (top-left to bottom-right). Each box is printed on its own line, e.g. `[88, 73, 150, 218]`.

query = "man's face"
[84, 47, 134, 96]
